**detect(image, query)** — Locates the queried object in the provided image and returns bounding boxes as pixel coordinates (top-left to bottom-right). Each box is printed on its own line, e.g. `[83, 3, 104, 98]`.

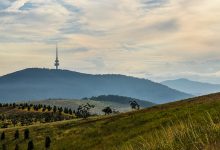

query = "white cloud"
[1, 0, 220, 83]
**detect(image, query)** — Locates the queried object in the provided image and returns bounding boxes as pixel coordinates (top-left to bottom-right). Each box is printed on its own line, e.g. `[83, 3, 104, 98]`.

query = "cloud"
[1, 0, 220, 83]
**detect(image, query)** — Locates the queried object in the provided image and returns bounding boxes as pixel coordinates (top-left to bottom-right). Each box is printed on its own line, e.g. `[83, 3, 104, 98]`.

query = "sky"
[1, 0, 220, 83]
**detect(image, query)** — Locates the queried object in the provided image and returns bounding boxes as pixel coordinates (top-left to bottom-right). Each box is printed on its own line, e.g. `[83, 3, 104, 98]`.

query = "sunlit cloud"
[0, 0, 220, 83]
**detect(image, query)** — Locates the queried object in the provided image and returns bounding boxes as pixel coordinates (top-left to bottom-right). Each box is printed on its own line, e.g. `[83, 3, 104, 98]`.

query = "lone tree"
[75, 103, 95, 119]
[24, 129, 30, 139]
[27, 140, 34, 150]
[1, 132, 5, 140]
[102, 107, 112, 115]
[129, 101, 140, 110]
[45, 136, 51, 149]
[14, 130, 19, 139]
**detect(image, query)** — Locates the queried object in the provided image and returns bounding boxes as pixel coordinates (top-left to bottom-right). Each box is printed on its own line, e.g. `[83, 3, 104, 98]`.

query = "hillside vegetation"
[0, 93, 220, 149]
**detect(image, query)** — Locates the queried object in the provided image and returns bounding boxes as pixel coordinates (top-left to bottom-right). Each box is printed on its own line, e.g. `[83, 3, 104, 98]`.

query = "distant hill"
[0, 68, 192, 103]
[86, 95, 154, 107]
[161, 78, 220, 96]
[30, 95, 155, 114]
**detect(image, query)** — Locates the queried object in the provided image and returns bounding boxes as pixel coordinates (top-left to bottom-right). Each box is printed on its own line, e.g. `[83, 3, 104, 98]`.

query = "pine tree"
[45, 136, 51, 149]
[15, 144, 19, 150]
[2, 144, 6, 150]
[14, 130, 19, 139]
[24, 129, 29, 139]
[27, 140, 34, 150]
[1, 132, 5, 140]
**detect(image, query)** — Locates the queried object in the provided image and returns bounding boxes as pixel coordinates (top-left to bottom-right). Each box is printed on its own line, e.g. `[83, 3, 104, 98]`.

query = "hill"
[161, 78, 220, 95]
[28, 95, 155, 114]
[0, 93, 220, 149]
[0, 68, 192, 103]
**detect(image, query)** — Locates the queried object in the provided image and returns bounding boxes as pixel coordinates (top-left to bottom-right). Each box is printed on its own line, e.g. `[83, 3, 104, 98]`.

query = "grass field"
[1, 93, 220, 149]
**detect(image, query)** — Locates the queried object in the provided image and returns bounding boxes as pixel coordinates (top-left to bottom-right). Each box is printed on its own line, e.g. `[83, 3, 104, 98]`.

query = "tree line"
[0, 129, 51, 150]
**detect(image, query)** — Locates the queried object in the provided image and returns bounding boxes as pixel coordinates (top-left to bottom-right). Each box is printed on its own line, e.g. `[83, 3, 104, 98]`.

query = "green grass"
[1, 93, 220, 149]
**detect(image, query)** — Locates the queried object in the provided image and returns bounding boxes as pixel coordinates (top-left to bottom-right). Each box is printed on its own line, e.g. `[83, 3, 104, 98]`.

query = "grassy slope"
[1, 93, 220, 149]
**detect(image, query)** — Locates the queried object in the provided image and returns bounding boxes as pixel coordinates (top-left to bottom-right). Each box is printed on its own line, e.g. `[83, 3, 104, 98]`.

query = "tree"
[129, 101, 140, 110]
[45, 136, 51, 149]
[102, 107, 112, 115]
[12, 118, 18, 127]
[53, 106, 57, 113]
[27, 140, 34, 150]
[75, 103, 95, 119]
[15, 130, 19, 139]
[2, 144, 6, 150]
[15, 144, 19, 150]
[68, 109, 73, 115]
[1, 132, 5, 140]
[24, 129, 29, 139]
[28, 106, 31, 111]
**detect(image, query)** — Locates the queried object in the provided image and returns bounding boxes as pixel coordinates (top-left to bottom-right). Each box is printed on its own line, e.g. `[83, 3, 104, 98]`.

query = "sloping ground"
[1, 93, 220, 149]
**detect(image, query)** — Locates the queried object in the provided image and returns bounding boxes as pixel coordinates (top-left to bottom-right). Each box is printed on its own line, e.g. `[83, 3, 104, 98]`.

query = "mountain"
[161, 78, 220, 96]
[0, 68, 192, 103]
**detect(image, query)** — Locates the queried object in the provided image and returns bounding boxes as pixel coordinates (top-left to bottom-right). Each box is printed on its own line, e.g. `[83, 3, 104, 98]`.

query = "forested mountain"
[0, 68, 192, 103]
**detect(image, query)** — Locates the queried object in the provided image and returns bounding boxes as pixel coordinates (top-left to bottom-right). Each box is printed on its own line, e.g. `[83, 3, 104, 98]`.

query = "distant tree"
[68, 109, 73, 115]
[45, 136, 51, 149]
[27, 140, 34, 150]
[53, 106, 57, 113]
[129, 101, 140, 110]
[58, 107, 63, 114]
[1, 132, 5, 140]
[13, 103, 16, 108]
[15, 144, 19, 150]
[64, 107, 68, 114]
[14, 130, 19, 139]
[102, 107, 112, 115]
[75, 103, 95, 119]
[24, 129, 30, 139]
[47, 106, 52, 111]
[12, 118, 18, 127]
[28, 106, 31, 111]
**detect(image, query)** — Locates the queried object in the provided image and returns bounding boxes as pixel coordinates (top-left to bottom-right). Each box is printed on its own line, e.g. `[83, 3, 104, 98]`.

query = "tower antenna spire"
[54, 43, 59, 70]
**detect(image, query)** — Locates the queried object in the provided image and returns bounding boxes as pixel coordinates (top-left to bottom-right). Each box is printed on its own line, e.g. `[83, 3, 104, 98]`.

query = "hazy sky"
[1, 0, 220, 83]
